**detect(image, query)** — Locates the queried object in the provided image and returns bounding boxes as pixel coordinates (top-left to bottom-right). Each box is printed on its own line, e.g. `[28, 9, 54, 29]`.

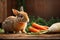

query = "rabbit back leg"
[2, 19, 14, 33]
[4, 30, 14, 34]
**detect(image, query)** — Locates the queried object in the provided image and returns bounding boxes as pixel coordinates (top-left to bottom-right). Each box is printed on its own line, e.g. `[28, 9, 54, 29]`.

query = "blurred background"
[0, 0, 60, 27]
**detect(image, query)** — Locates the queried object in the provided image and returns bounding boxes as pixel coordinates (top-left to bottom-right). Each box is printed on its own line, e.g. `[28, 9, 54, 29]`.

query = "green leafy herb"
[0, 28, 4, 33]
[26, 15, 60, 34]
[27, 30, 48, 35]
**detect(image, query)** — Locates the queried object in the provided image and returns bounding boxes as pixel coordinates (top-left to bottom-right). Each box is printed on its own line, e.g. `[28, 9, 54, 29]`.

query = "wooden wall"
[0, 0, 60, 23]
[0, 0, 17, 23]
[2, 0, 60, 20]
[7, 0, 17, 16]
[25, 0, 60, 19]
[0, 0, 7, 23]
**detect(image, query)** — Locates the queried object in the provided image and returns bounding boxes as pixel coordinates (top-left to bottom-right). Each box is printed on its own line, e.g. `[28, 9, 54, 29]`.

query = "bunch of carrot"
[28, 23, 49, 32]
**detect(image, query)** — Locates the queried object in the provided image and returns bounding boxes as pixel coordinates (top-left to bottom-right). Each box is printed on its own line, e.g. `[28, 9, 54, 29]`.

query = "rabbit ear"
[20, 6, 24, 11]
[12, 9, 19, 15]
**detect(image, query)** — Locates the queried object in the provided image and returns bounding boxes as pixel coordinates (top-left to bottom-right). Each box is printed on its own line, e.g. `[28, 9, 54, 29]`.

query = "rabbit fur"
[2, 7, 29, 33]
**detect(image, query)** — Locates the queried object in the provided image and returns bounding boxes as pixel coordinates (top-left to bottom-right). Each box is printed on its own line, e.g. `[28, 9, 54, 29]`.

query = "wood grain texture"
[25, 0, 60, 20]
[0, 0, 17, 23]
[7, 0, 17, 16]
[0, 34, 60, 39]
[0, 0, 7, 23]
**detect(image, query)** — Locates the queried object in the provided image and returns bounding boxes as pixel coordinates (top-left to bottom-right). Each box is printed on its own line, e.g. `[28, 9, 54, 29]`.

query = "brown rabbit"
[2, 6, 29, 33]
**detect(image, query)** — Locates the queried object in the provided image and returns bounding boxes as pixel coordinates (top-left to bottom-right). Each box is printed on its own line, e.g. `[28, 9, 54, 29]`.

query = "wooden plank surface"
[0, 34, 60, 39]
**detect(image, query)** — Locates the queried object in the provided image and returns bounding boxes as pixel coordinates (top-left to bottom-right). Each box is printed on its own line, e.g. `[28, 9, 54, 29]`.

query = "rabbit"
[48, 22, 60, 33]
[2, 6, 29, 33]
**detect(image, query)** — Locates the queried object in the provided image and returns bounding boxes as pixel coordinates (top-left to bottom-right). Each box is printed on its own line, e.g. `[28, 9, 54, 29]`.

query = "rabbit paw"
[14, 31, 22, 34]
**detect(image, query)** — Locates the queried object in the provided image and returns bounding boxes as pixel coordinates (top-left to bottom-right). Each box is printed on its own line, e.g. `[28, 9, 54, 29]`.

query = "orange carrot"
[28, 26, 40, 32]
[43, 26, 49, 29]
[32, 23, 47, 30]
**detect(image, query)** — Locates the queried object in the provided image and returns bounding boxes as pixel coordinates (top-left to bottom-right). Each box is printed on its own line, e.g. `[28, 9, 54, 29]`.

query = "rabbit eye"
[18, 14, 24, 18]
[20, 15, 23, 18]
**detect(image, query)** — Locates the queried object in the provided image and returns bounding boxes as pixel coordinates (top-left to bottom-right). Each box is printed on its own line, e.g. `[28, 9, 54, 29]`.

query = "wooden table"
[0, 34, 60, 39]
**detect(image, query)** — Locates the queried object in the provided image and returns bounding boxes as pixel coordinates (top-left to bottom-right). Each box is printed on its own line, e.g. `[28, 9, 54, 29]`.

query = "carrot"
[28, 26, 40, 32]
[43, 26, 49, 29]
[32, 23, 48, 30]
